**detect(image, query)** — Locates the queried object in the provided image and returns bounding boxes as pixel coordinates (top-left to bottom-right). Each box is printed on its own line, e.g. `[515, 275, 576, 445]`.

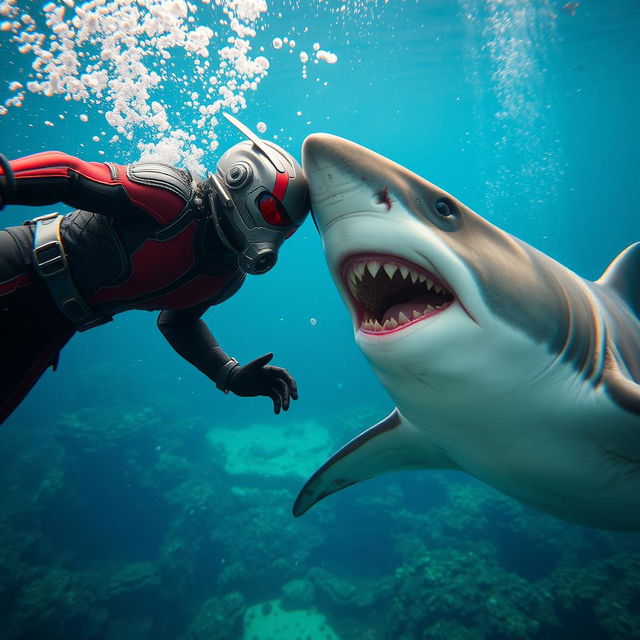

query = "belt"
[32, 213, 112, 331]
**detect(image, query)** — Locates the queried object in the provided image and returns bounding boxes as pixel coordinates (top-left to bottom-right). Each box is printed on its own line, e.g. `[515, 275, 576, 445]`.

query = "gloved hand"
[226, 352, 298, 414]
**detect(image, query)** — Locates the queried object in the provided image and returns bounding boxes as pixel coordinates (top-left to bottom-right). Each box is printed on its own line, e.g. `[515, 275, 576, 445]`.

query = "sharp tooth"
[427, 304, 434, 311]
[418, 273, 427, 283]
[367, 260, 381, 278]
[383, 263, 398, 279]
[362, 320, 371, 330]
[399, 265, 409, 279]
[389, 317, 398, 328]
[383, 319, 393, 330]
[398, 311, 409, 324]
[426, 278, 434, 290]
[412, 310, 421, 319]
[373, 320, 383, 331]
[348, 279, 358, 296]
[434, 284, 444, 294]
[410, 270, 419, 283]
[355, 263, 366, 279]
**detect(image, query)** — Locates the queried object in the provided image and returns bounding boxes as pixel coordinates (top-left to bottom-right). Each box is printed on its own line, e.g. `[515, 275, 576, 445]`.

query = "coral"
[107, 561, 161, 615]
[422, 621, 484, 640]
[387, 548, 556, 640]
[183, 591, 245, 640]
[158, 477, 233, 595]
[281, 578, 315, 611]
[307, 567, 392, 611]
[387, 475, 619, 581]
[149, 451, 192, 490]
[159, 523, 210, 596]
[2, 392, 639, 640]
[211, 489, 327, 592]
[11, 568, 107, 640]
[56, 405, 156, 458]
[542, 552, 640, 640]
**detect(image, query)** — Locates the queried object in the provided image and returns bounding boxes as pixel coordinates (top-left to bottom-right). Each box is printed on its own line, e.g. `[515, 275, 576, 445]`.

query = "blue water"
[1, 1, 640, 638]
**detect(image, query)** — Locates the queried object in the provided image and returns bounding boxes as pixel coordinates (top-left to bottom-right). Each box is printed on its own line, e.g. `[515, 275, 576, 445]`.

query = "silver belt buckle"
[33, 240, 67, 278]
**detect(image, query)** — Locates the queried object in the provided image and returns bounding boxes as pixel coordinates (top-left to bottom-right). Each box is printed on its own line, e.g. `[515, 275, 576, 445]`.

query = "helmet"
[209, 113, 310, 275]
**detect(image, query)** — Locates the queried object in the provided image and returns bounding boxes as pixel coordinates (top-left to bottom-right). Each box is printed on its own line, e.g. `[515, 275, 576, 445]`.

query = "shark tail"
[293, 409, 455, 516]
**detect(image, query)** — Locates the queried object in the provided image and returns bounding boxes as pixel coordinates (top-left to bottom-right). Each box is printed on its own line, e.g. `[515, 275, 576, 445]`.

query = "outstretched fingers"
[274, 379, 290, 411]
[270, 387, 283, 414]
[274, 368, 298, 400]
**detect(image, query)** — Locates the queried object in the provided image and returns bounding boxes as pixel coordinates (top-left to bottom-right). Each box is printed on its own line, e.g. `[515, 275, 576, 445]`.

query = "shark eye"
[435, 197, 456, 217]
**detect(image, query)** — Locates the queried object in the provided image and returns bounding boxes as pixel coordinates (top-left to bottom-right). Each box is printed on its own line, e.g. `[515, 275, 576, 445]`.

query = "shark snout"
[301, 134, 365, 215]
[302, 133, 358, 178]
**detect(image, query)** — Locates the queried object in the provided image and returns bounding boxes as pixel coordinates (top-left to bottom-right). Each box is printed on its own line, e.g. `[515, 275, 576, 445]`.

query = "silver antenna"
[222, 112, 286, 174]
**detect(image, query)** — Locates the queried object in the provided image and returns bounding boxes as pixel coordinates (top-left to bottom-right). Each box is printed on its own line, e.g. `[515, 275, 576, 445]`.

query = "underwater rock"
[211, 490, 326, 590]
[420, 621, 484, 640]
[242, 598, 340, 640]
[159, 476, 234, 594]
[159, 524, 209, 596]
[392, 477, 615, 581]
[107, 561, 161, 615]
[12, 568, 107, 640]
[56, 400, 210, 472]
[56, 405, 156, 457]
[542, 552, 640, 639]
[149, 451, 193, 490]
[183, 591, 245, 640]
[164, 478, 223, 517]
[388, 549, 555, 640]
[207, 419, 334, 480]
[280, 578, 315, 611]
[307, 567, 392, 611]
[104, 617, 153, 640]
[0, 525, 37, 609]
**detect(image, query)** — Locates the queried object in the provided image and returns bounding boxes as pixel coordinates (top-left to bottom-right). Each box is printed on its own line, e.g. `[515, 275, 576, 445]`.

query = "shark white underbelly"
[294, 133, 640, 532]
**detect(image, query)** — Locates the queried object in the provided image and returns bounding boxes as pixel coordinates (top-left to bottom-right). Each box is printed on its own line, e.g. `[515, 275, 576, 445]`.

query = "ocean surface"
[1, 0, 640, 638]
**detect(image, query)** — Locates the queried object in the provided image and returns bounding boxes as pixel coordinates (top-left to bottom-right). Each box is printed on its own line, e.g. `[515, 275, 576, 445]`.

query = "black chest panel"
[126, 162, 193, 201]
[61, 198, 241, 311]
[62, 211, 128, 296]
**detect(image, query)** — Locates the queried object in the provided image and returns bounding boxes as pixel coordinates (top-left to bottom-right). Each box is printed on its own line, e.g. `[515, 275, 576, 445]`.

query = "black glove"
[225, 352, 298, 414]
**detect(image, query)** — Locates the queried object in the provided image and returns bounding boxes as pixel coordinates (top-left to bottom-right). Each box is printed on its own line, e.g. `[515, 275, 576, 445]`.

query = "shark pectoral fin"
[597, 242, 640, 318]
[293, 409, 455, 517]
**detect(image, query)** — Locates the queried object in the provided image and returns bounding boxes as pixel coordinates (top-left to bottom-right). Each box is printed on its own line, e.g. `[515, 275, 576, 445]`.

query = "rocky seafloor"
[1, 385, 639, 640]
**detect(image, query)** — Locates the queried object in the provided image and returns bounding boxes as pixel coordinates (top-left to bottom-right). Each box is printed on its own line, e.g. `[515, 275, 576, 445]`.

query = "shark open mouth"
[342, 254, 455, 334]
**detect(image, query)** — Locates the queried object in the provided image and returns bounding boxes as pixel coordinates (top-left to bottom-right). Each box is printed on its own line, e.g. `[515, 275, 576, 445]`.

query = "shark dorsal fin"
[596, 243, 640, 318]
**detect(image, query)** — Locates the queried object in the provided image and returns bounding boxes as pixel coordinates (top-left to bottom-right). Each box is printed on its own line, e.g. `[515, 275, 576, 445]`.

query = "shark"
[294, 133, 640, 532]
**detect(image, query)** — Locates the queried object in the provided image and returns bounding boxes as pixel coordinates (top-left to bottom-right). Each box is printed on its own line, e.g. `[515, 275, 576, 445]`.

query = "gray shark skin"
[294, 133, 640, 531]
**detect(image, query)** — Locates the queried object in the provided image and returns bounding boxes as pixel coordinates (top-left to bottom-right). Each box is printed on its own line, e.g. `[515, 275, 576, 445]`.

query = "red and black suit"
[0, 152, 295, 423]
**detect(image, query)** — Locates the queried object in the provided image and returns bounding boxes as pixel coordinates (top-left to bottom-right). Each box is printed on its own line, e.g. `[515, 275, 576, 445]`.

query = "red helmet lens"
[257, 192, 292, 227]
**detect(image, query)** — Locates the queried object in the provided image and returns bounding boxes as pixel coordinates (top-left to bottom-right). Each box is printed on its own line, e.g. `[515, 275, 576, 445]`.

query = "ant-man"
[0, 114, 309, 423]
